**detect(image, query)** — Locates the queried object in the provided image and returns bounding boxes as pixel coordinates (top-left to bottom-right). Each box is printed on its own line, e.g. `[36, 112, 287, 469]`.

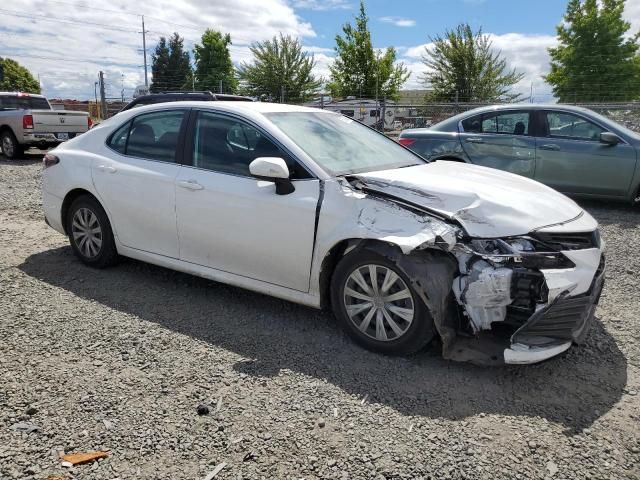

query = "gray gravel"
[1, 154, 639, 480]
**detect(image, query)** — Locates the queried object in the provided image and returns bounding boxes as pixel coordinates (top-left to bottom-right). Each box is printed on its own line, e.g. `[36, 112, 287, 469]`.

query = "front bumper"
[503, 255, 605, 364]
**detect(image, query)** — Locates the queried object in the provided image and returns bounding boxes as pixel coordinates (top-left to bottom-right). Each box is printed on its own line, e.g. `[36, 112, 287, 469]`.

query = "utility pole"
[140, 15, 149, 87]
[93, 81, 98, 118]
[99, 71, 107, 119]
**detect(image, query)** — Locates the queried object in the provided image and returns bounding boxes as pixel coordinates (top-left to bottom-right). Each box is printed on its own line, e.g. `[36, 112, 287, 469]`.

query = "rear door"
[534, 110, 636, 196]
[459, 110, 536, 177]
[92, 109, 188, 258]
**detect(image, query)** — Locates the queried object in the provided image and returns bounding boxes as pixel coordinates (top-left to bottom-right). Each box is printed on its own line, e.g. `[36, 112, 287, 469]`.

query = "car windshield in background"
[266, 112, 424, 175]
[0, 96, 50, 110]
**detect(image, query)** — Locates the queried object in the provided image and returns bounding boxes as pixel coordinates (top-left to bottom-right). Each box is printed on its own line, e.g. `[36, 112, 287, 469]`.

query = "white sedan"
[42, 102, 605, 365]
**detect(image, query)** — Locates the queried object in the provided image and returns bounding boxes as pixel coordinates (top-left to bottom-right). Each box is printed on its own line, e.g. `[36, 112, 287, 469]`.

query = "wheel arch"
[318, 238, 406, 310]
[61, 188, 101, 235]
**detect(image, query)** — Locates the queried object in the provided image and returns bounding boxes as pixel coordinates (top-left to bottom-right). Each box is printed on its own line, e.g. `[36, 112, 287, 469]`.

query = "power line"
[0, 8, 138, 33]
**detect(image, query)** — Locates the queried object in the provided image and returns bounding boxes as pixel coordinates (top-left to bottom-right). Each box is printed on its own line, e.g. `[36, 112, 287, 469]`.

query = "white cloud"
[291, 0, 351, 11]
[624, 0, 640, 35]
[400, 33, 557, 101]
[0, 0, 315, 99]
[379, 16, 416, 28]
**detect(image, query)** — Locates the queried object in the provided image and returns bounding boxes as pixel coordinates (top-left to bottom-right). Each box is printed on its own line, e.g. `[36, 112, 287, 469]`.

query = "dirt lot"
[1, 155, 639, 480]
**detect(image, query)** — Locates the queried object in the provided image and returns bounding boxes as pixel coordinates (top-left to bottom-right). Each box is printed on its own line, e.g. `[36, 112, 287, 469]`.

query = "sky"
[1, 0, 639, 101]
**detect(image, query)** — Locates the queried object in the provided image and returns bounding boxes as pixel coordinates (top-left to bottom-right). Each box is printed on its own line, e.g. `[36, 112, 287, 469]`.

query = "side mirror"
[600, 132, 621, 145]
[249, 157, 295, 195]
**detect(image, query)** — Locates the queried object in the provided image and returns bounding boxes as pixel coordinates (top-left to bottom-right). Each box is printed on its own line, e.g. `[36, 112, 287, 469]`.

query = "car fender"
[309, 178, 459, 298]
[399, 131, 471, 163]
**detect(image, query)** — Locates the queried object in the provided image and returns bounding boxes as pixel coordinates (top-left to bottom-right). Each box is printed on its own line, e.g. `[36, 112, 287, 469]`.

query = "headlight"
[466, 237, 575, 269]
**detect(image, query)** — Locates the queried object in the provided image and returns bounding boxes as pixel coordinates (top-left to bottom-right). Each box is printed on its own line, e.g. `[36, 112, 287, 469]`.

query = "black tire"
[1, 130, 24, 160]
[330, 249, 435, 355]
[66, 195, 119, 268]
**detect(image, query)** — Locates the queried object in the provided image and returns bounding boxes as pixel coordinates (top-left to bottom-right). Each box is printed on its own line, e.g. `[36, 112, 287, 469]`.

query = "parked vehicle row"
[0, 92, 91, 159]
[398, 104, 640, 204]
[42, 102, 605, 365]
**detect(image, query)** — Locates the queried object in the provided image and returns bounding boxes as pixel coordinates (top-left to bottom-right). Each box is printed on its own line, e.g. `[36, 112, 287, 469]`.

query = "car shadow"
[0, 151, 45, 165]
[19, 246, 627, 433]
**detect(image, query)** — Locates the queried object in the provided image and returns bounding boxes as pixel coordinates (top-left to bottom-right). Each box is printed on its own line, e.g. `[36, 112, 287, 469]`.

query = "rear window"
[0, 95, 51, 110]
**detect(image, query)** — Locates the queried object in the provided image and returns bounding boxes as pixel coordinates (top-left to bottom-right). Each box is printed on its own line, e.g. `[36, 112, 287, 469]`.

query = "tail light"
[43, 153, 59, 169]
[398, 137, 416, 147]
[23, 114, 34, 129]
[87, 116, 93, 129]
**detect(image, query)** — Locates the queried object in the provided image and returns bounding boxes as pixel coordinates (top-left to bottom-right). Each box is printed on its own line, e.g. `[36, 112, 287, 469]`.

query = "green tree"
[238, 34, 321, 102]
[151, 33, 191, 92]
[545, 0, 640, 102]
[328, 1, 409, 100]
[0, 57, 40, 93]
[193, 29, 237, 93]
[421, 23, 524, 102]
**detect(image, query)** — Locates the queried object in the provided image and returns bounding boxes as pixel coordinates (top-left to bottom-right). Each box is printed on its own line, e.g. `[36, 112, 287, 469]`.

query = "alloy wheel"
[1, 136, 15, 158]
[343, 264, 415, 342]
[71, 207, 103, 258]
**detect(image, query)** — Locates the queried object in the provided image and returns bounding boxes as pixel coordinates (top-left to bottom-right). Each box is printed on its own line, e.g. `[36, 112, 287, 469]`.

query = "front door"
[459, 110, 536, 177]
[175, 110, 319, 292]
[534, 110, 637, 196]
[92, 109, 187, 258]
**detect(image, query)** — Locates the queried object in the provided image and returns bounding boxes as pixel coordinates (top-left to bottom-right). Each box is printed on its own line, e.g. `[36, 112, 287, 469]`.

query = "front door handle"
[97, 165, 117, 173]
[465, 137, 484, 144]
[178, 180, 204, 191]
[539, 144, 560, 151]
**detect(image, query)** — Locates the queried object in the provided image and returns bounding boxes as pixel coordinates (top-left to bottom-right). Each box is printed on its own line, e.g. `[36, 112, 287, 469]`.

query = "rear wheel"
[331, 249, 435, 355]
[66, 195, 119, 268]
[1, 130, 23, 160]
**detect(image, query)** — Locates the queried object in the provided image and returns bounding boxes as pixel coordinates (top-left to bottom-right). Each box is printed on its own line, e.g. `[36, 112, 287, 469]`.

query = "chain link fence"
[48, 99, 640, 135]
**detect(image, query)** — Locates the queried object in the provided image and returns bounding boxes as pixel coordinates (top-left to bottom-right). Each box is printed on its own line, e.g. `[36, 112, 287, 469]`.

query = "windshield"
[266, 111, 424, 175]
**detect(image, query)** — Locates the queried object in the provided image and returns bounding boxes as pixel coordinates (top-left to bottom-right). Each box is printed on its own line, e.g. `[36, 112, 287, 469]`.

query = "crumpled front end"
[450, 230, 605, 365]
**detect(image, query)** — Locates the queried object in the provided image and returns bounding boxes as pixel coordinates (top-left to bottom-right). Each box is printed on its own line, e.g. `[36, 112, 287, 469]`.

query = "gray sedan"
[399, 104, 640, 204]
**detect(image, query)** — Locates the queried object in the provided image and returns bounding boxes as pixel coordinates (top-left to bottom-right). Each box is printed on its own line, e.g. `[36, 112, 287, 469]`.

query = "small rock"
[318, 418, 326, 428]
[328, 459, 337, 467]
[10, 422, 39, 433]
[546, 461, 558, 477]
[25, 406, 38, 416]
[197, 404, 210, 416]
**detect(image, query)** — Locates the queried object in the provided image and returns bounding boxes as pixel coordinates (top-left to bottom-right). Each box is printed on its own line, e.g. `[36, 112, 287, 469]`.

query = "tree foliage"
[238, 34, 321, 102]
[193, 29, 237, 93]
[151, 33, 190, 92]
[545, 0, 640, 102]
[0, 57, 40, 93]
[421, 23, 524, 102]
[328, 1, 409, 100]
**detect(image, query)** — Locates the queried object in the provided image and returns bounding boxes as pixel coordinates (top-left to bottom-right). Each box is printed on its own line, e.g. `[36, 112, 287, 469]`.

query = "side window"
[461, 114, 483, 133]
[126, 110, 185, 162]
[192, 112, 311, 179]
[546, 112, 604, 141]
[107, 121, 130, 154]
[462, 112, 530, 135]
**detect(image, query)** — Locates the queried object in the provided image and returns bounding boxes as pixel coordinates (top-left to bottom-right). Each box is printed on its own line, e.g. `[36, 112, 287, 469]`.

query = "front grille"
[531, 230, 600, 251]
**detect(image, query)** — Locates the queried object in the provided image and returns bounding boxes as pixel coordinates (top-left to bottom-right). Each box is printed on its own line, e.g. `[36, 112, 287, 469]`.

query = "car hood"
[354, 162, 585, 238]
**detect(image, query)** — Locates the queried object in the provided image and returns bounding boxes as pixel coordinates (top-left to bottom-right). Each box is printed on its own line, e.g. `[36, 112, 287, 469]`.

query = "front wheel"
[330, 249, 435, 355]
[66, 195, 119, 268]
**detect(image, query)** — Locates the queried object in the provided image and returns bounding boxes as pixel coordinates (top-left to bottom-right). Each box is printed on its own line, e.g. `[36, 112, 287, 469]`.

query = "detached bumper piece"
[504, 256, 605, 365]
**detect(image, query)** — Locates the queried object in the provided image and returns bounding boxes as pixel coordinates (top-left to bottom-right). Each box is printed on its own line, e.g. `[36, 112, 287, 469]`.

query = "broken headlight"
[467, 237, 575, 269]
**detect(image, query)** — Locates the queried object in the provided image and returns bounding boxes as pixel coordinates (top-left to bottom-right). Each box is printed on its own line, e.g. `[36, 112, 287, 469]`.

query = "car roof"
[120, 101, 326, 115]
[0, 91, 47, 98]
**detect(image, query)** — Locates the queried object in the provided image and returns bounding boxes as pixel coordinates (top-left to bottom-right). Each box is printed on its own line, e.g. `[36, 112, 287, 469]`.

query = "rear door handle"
[539, 144, 560, 151]
[178, 180, 204, 191]
[465, 137, 484, 144]
[97, 165, 117, 173]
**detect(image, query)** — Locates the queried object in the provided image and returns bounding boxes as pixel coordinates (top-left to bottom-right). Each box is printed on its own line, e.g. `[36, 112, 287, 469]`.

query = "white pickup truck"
[0, 92, 91, 159]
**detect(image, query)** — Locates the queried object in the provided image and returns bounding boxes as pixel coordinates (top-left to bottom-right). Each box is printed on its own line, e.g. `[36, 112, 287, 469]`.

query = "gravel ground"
[1, 154, 639, 480]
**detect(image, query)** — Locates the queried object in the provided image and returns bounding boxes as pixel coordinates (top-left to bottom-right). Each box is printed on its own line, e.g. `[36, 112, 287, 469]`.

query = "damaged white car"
[41, 102, 605, 365]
